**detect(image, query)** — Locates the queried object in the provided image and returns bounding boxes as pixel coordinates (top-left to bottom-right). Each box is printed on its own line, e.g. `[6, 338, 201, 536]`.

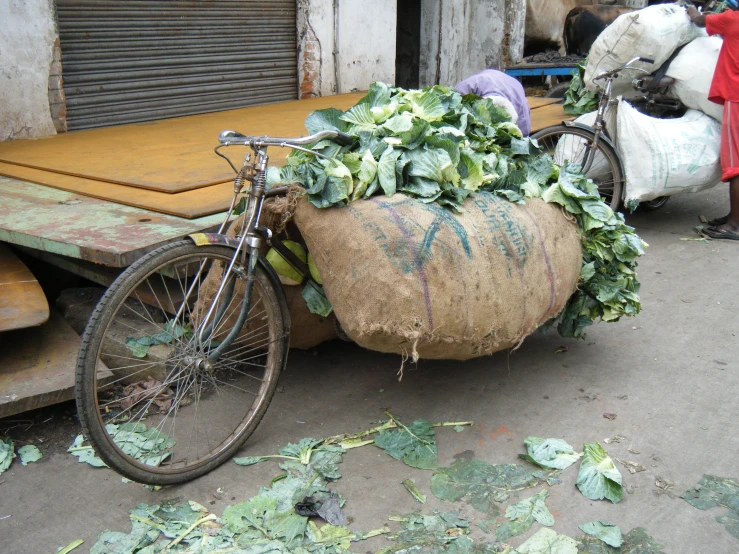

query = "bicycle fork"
[193, 148, 270, 366]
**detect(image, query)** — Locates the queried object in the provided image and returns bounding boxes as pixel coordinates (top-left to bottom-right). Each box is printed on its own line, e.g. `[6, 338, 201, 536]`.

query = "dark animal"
[563, 5, 636, 56]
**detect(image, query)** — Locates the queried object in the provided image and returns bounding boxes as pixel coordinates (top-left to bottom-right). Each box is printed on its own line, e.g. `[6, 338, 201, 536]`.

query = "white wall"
[337, 0, 396, 91]
[0, 0, 57, 141]
[420, 0, 526, 88]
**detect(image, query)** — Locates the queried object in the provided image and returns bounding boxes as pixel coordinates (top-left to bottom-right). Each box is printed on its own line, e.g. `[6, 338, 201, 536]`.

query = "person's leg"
[707, 101, 739, 236]
[724, 176, 739, 230]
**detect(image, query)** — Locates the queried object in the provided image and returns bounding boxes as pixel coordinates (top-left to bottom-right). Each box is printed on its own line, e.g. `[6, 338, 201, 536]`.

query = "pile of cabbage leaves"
[268, 83, 645, 338]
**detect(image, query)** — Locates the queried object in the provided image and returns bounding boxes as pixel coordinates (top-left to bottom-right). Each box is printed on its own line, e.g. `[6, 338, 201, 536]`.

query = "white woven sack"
[585, 4, 705, 92]
[617, 100, 721, 204]
[666, 36, 723, 122]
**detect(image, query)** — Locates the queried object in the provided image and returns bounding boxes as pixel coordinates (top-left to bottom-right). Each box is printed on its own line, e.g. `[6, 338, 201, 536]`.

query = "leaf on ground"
[579, 521, 623, 548]
[378, 511, 505, 554]
[0, 437, 15, 473]
[17, 444, 42, 465]
[402, 478, 427, 504]
[496, 489, 553, 542]
[520, 437, 581, 470]
[577, 527, 666, 553]
[68, 435, 107, 468]
[374, 416, 438, 470]
[431, 459, 540, 516]
[682, 475, 739, 540]
[233, 455, 269, 466]
[576, 442, 623, 503]
[514, 528, 578, 554]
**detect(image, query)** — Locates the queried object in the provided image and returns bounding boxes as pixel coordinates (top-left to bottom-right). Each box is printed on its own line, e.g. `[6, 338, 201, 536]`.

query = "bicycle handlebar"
[218, 129, 354, 148]
[593, 56, 654, 82]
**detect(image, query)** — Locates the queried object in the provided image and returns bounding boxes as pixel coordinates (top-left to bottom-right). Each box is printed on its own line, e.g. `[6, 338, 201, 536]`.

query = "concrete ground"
[1, 185, 738, 553]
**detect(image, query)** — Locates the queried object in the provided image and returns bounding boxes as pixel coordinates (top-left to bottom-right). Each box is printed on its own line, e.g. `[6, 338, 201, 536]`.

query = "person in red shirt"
[688, 5, 739, 240]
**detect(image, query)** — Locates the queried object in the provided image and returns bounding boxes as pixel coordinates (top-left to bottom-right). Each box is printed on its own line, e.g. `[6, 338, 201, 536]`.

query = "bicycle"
[75, 128, 353, 485]
[532, 56, 674, 212]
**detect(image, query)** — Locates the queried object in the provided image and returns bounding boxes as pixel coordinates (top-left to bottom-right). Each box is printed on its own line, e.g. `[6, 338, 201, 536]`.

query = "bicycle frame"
[184, 129, 349, 366]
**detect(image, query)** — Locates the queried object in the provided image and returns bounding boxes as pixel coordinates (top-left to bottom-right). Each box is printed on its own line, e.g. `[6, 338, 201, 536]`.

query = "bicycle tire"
[640, 196, 670, 211]
[75, 240, 289, 485]
[532, 124, 624, 212]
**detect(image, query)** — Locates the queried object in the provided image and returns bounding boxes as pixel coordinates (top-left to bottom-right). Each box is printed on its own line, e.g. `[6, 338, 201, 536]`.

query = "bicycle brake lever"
[219, 130, 248, 144]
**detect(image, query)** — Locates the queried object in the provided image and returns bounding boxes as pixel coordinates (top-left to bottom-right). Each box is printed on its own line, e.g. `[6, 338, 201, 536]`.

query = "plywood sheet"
[0, 164, 234, 219]
[0, 178, 225, 266]
[0, 244, 49, 331]
[0, 94, 366, 193]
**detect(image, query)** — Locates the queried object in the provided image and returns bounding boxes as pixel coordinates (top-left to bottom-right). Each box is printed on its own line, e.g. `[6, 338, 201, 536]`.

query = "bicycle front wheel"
[533, 125, 624, 212]
[75, 240, 289, 485]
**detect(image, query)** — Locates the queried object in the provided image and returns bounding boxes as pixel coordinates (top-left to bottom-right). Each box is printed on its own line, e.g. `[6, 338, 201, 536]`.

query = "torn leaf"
[520, 437, 582, 470]
[617, 459, 646, 474]
[577, 527, 666, 553]
[431, 459, 540, 515]
[496, 489, 553, 542]
[0, 437, 15, 473]
[402, 478, 427, 504]
[682, 475, 739, 540]
[576, 442, 623, 503]
[514, 528, 578, 554]
[17, 444, 42, 466]
[579, 521, 623, 548]
[374, 416, 438, 470]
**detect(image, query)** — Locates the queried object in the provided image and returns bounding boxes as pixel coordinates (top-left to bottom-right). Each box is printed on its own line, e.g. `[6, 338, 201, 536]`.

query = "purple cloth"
[455, 69, 531, 136]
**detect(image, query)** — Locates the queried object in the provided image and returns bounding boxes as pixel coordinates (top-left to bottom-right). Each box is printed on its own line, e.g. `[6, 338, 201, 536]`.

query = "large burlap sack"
[193, 196, 338, 350]
[666, 36, 723, 122]
[617, 100, 722, 203]
[585, 4, 705, 92]
[294, 193, 582, 361]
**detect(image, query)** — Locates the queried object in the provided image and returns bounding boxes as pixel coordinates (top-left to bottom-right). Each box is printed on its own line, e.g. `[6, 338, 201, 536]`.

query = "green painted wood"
[0, 177, 226, 267]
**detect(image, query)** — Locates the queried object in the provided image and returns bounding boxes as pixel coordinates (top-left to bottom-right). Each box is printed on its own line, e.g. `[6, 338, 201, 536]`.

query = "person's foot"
[707, 214, 730, 226]
[702, 225, 739, 241]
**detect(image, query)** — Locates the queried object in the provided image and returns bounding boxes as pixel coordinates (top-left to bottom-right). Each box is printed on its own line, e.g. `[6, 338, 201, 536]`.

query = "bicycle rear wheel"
[533, 124, 624, 212]
[76, 240, 289, 485]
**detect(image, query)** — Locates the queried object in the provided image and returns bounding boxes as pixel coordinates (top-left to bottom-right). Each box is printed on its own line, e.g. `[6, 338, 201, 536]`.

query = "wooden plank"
[530, 103, 574, 133]
[0, 243, 49, 331]
[0, 310, 111, 418]
[0, 178, 225, 266]
[0, 93, 366, 193]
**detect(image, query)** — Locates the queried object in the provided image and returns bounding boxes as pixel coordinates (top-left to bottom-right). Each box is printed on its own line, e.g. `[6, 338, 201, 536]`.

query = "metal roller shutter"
[56, 0, 298, 130]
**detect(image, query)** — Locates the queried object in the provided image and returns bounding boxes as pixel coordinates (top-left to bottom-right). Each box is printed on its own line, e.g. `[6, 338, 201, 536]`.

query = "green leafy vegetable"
[514, 528, 579, 554]
[69, 424, 174, 469]
[0, 437, 15, 473]
[431, 459, 541, 516]
[125, 321, 193, 358]
[374, 415, 438, 470]
[520, 437, 582, 470]
[496, 489, 554, 542]
[576, 442, 623, 503]
[302, 279, 333, 317]
[577, 527, 666, 553]
[579, 521, 623, 548]
[564, 60, 600, 116]
[402, 478, 427, 504]
[17, 444, 42, 466]
[274, 82, 644, 339]
[682, 475, 739, 540]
